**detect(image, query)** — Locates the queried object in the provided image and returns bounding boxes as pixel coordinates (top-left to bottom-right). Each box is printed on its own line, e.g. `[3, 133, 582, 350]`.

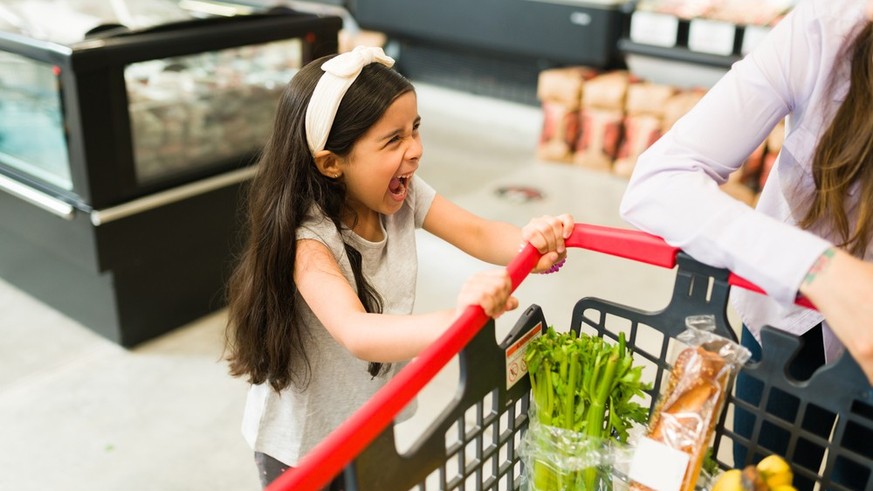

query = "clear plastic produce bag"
[520, 405, 638, 491]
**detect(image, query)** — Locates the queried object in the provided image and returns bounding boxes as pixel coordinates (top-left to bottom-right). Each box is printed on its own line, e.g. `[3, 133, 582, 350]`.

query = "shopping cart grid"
[342, 306, 549, 490]
[279, 224, 873, 491]
[570, 252, 873, 491]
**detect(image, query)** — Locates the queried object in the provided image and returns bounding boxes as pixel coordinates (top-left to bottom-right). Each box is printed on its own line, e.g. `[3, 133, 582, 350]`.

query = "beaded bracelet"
[519, 243, 567, 274]
[539, 257, 566, 275]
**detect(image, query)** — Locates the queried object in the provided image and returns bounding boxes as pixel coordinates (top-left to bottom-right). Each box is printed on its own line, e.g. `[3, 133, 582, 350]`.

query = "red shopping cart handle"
[728, 274, 815, 309]
[564, 223, 680, 268]
[564, 223, 816, 310]
[270, 223, 815, 491]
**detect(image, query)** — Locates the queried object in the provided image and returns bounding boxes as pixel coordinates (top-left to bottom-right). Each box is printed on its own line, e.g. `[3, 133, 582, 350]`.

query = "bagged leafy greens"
[521, 326, 650, 491]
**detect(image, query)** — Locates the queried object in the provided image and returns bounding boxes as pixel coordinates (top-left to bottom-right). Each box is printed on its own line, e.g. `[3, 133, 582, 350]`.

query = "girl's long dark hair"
[225, 56, 414, 392]
[800, 22, 873, 257]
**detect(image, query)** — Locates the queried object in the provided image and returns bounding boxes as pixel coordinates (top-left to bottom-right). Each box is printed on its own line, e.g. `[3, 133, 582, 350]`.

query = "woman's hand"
[456, 269, 519, 319]
[799, 248, 873, 384]
[522, 214, 575, 273]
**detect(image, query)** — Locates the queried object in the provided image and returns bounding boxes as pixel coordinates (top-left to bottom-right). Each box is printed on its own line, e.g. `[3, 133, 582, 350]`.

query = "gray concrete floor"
[0, 83, 681, 490]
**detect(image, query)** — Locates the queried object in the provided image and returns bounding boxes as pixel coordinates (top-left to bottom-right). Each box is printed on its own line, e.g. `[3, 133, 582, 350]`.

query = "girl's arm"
[294, 238, 518, 363]
[798, 249, 873, 383]
[422, 194, 573, 271]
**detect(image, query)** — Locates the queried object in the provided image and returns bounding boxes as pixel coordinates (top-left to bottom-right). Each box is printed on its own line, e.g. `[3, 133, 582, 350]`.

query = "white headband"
[304, 46, 395, 155]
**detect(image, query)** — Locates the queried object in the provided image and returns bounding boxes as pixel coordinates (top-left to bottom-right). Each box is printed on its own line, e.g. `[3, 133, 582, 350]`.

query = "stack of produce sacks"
[613, 82, 678, 178]
[536, 67, 598, 163]
[534, 66, 785, 206]
[573, 71, 636, 172]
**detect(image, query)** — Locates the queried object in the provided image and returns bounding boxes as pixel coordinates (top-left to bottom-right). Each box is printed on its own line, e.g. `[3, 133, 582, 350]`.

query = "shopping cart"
[269, 223, 873, 491]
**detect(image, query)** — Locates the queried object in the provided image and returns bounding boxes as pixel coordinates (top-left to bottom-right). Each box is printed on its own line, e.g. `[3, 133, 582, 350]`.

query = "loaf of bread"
[631, 345, 731, 491]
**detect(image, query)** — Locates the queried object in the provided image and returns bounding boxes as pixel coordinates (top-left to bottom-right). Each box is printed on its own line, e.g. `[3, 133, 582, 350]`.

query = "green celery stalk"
[525, 329, 648, 491]
[582, 345, 620, 490]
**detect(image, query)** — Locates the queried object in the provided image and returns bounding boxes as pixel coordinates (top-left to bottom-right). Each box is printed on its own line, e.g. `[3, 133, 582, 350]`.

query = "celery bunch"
[525, 327, 649, 490]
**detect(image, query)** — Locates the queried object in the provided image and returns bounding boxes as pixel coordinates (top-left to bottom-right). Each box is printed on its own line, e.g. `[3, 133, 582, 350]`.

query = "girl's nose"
[406, 135, 423, 161]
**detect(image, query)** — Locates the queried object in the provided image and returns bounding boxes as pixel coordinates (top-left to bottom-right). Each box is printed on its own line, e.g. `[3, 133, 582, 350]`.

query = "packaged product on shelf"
[636, 0, 793, 24]
[625, 82, 678, 118]
[538, 101, 580, 163]
[574, 108, 624, 171]
[536, 67, 598, 162]
[613, 114, 663, 178]
[706, 0, 794, 26]
[628, 316, 751, 491]
[613, 82, 677, 178]
[581, 71, 634, 111]
[537, 66, 599, 109]
[574, 71, 634, 171]
[636, 0, 718, 20]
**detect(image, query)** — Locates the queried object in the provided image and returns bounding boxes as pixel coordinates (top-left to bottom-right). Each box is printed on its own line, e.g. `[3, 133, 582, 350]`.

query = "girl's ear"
[313, 150, 343, 179]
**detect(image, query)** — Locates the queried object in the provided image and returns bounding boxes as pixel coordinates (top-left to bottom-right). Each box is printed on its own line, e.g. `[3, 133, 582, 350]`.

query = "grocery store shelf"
[618, 38, 741, 69]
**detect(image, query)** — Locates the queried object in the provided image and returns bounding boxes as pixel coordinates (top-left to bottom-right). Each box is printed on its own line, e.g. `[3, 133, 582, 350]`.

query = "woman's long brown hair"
[800, 22, 873, 257]
[224, 57, 414, 392]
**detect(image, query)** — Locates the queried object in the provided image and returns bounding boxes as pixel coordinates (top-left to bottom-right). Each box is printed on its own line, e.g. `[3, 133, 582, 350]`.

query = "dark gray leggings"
[254, 452, 345, 490]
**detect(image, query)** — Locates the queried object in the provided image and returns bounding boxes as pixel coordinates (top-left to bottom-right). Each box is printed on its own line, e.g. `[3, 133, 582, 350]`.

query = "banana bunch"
[711, 455, 795, 491]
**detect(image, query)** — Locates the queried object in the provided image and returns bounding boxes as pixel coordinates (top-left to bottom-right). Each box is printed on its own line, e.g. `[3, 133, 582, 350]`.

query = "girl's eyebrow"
[378, 116, 422, 142]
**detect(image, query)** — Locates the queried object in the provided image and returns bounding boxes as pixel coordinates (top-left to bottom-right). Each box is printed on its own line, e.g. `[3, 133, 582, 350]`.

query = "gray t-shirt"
[242, 175, 437, 466]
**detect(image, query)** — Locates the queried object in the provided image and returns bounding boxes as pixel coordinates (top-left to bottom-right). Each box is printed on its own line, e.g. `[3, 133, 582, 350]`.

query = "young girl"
[224, 46, 573, 489]
[620, 0, 873, 488]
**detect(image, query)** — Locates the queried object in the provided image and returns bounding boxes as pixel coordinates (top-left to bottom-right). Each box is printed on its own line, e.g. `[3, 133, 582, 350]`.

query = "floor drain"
[495, 185, 544, 203]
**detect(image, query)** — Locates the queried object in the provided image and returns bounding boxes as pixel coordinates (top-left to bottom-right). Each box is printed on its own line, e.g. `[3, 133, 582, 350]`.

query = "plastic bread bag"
[627, 315, 751, 491]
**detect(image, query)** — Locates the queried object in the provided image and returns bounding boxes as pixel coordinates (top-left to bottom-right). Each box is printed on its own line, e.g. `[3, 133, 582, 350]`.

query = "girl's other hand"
[522, 214, 574, 273]
[456, 269, 518, 319]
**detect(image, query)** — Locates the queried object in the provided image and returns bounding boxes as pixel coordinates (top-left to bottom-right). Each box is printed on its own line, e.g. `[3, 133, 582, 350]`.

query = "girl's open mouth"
[389, 173, 412, 200]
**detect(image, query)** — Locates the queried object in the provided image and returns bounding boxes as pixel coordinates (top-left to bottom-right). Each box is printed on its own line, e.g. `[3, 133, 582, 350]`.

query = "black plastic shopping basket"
[268, 223, 873, 491]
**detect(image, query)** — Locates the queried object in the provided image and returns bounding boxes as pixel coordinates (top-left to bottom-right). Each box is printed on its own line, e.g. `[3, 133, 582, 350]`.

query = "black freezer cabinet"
[0, 3, 341, 346]
[350, 0, 630, 68]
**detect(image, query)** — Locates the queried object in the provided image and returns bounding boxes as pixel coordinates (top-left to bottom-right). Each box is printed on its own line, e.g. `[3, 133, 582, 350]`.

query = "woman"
[620, 0, 873, 488]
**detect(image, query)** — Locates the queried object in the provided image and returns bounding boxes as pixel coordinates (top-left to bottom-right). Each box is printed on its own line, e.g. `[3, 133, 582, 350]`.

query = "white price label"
[742, 25, 771, 55]
[504, 323, 541, 390]
[630, 11, 679, 48]
[628, 437, 690, 491]
[688, 18, 736, 56]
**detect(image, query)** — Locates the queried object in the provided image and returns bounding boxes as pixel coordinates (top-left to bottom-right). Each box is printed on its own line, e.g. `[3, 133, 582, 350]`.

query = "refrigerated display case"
[0, 0, 341, 346]
[348, 0, 631, 105]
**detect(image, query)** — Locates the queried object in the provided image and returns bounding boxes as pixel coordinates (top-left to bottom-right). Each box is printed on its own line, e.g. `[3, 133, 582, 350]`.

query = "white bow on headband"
[305, 46, 395, 155]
